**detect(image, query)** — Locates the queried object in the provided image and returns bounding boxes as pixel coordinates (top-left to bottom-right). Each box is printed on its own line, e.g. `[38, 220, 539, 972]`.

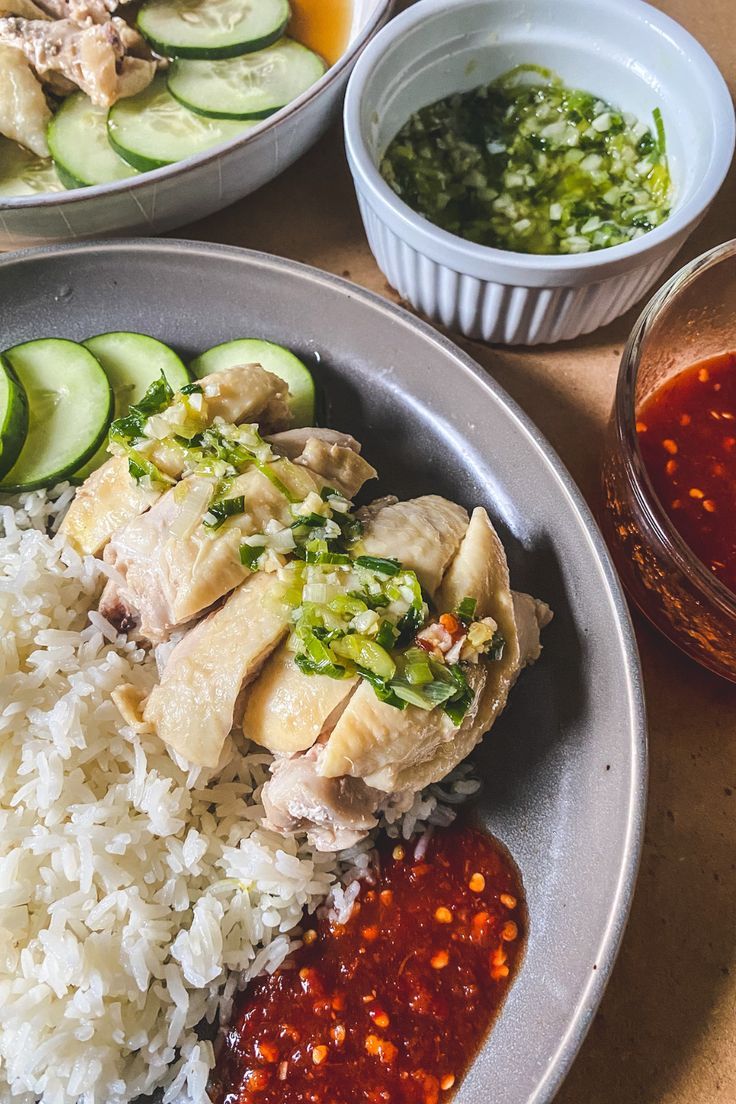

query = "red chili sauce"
[210, 824, 525, 1104]
[637, 351, 736, 594]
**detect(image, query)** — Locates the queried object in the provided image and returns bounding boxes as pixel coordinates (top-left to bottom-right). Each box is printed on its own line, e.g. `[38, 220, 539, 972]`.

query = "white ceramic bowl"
[344, 0, 735, 345]
[0, 0, 392, 251]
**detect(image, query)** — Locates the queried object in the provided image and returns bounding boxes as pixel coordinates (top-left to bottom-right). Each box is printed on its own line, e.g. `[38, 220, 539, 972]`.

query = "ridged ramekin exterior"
[357, 191, 687, 344]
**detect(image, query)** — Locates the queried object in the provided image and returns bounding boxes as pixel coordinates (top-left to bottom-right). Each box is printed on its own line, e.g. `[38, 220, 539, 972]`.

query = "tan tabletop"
[179, 2, 736, 1100]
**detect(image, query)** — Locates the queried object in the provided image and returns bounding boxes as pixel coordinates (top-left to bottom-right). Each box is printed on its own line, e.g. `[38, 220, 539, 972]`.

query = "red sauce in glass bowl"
[210, 824, 525, 1104]
[637, 351, 736, 595]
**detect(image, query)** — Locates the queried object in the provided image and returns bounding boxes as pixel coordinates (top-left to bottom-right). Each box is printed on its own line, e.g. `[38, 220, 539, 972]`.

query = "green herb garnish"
[456, 596, 478, 621]
[380, 65, 672, 256]
[240, 543, 265, 570]
[354, 555, 402, 576]
[203, 494, 245, 530]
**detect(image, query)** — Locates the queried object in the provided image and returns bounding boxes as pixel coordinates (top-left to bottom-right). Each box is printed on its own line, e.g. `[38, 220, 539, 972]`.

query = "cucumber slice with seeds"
[137, 0, 289, 60]
[191, 338, 315, 426]
[108, 76, 255, 171]
[168, 38, 326, 120]
[75, 332, 190, 479]
[48, 93, 138, 189]
[0, 355, 29, 481]
[0, 339, 113, 492]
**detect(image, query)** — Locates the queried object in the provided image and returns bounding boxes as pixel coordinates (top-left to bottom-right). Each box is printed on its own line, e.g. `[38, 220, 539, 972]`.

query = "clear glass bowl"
[602, 238, 736, 680]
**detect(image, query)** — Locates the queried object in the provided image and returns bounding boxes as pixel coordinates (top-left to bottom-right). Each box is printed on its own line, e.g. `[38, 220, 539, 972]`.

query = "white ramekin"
[344, 0, 735, 345]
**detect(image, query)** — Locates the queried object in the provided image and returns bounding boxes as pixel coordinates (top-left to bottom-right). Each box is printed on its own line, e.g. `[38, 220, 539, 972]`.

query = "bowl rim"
[343, 0, 735, 284]
[614, 237, 736, 620]
[0, 236, 648, 1104]
[0, 0, 393, 212]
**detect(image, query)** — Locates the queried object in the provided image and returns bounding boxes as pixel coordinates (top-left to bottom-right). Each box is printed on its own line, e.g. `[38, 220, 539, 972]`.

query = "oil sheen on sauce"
[637, 351, 736, 594]
[289, 0, 352, 67]
[210, 824, 525, 1104]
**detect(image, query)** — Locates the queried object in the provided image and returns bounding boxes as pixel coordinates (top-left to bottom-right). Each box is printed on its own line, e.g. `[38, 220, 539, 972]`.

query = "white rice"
[0, 486, 474, 1104]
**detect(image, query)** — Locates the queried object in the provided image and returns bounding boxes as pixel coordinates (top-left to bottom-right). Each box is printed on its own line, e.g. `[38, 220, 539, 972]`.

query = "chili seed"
[499, 893, 517, 908]
[689, 487, 704, 499]
[302, 929, 317, 945]
[703, 499, 716, 512]
[469, 872, 486, 893]
[312, 1045, 328, 1066]
[435, 907, 453, 924]
[431, 951, 449, 969]
[441, 1075, 456, 1091]
[501, 921, 518, 941]
[256, 1040, 279, 1063]
[663, 439, 678, 455]
[365, 1034, 398, 1064]
[245, 1069, 270, 1092]
[393, 845, 405, 861]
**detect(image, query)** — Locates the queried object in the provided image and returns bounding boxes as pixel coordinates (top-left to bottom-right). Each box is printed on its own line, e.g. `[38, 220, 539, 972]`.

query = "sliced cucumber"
[137, 0, 289, 59]
[191, 339, 315, 426]
[0, 355, 29, 481]
[0, 137, 63, 197]
[48, 93, 138, 189]
[167, 38, 326, 120]
[108, 76, 254, 171]
[0, 339, 113, 492]
[75, 332, 190, 479]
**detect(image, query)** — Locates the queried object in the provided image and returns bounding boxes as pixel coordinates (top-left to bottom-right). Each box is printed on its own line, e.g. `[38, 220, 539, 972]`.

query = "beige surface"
[180, 2, 736, 1100]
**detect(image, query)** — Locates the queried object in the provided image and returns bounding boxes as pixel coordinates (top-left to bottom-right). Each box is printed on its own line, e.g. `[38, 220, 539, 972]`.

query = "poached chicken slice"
[318, 507, 551, 794]
[358, 494, 468, 600]
[99, 443, 375, 644]
[0, 43, 51, 156]
[243, 645, 359, 754]
[261, 745, 382, 852]
[142, 571, 292, 768]
[61, 364, 291, 557]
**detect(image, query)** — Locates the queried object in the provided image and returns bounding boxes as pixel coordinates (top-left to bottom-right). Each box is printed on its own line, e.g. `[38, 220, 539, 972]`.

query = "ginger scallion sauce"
[381, 66, 672, 256]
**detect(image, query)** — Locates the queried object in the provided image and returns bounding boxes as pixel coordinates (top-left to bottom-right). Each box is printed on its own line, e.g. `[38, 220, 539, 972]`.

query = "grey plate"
[0, 240, 647, 1104]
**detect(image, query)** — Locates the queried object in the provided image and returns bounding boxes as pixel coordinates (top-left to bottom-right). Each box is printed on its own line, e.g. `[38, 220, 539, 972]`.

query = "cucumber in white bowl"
[191, 338, 315, 425]
[137, 0, 290, 60]
[168, 38, 326, 120]
[48, 94, 138, 189]
[108, 77, 255, 171]
[75, 332, 191, 478]
[0, 339, 113, 492]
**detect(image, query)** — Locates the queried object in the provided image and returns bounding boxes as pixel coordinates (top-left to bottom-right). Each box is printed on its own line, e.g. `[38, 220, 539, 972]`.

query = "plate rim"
[0, 237, 648, 1103]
